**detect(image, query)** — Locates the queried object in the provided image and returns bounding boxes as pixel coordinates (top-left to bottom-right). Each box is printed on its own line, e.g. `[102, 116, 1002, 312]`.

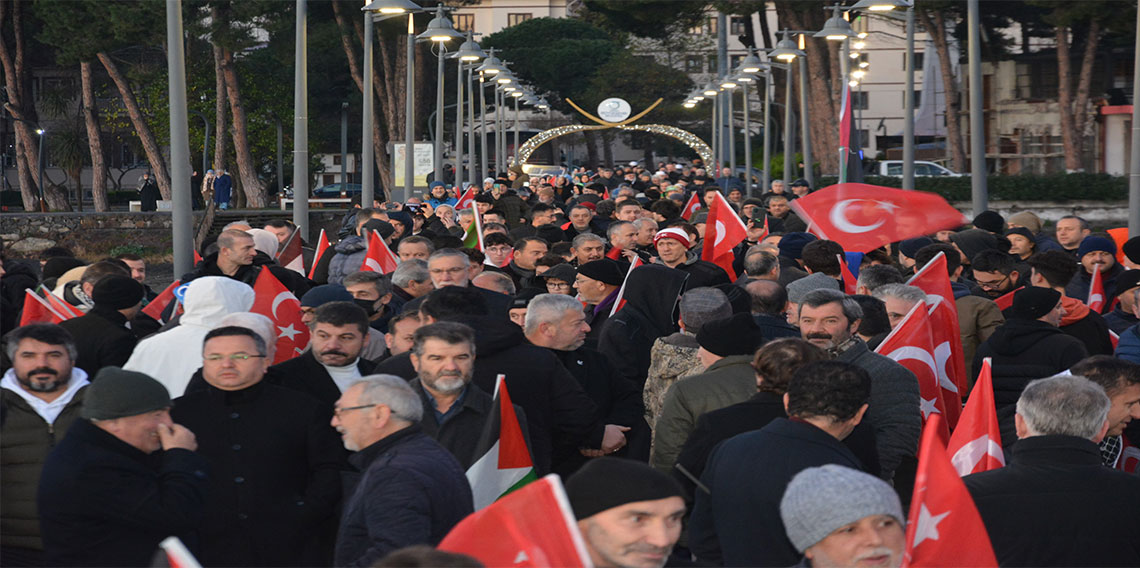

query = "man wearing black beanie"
[60, 275, 145, 377]
[565, 457, 686, 568]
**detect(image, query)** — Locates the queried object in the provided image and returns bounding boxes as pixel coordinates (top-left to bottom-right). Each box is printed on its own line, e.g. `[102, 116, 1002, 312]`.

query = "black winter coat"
[688, 418, 864, 567]
[270, 351, 378, 407]
[374, 315, 603, 475]
[972, 318, 1087, 445]
[38, 419, 209, 567]
[1, 259, 38, 335]
[598, 264, 689, 387]
[334, 428, 472, 567]
[171, 381, 346, 566]
[59, 307, 137, 378]
[964, 435, 1140, 567]
[412, 379, 529, 469]
[670, 258, 732, 290]
[673, 392, 880, 501]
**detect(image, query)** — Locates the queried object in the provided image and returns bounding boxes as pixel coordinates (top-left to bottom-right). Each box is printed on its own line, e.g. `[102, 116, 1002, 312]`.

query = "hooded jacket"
[1058, 296, 1114, 356]
[326, 236, 368, 286]
[124, 277, 256, 397]
[950, 281, 1005, 373]
[598, 265, 689, 388]
[972, 317, 1087, 446]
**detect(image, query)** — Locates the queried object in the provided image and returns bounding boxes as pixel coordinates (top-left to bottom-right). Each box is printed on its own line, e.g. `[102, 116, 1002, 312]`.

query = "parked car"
[312, 183, 363, 198]
[876, 161, 964, 177]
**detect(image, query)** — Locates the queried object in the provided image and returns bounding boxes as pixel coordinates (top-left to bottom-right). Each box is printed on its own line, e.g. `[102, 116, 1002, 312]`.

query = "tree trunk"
[584, 129, 599, 168]
[1055, 26, 1081, 172]
[777, 3, 839, 175]
[1072, 19, 1100, 172]
[81, 61, 110, 212]
[602, 130, 614, 166]
[917, 8, 967, 172]
[96, 52, 173, 199]
[220, 48, 266, 207]
[212, 34, 228, 173]
[0, 0, 41, 210]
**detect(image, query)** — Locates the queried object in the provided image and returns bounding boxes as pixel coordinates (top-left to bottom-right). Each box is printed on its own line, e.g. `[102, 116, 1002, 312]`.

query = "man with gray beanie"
[38, 367, 207, 567]
[780, 465, 906, 567]
[59, 274, 145, 377]
[564, 457, 686, 568]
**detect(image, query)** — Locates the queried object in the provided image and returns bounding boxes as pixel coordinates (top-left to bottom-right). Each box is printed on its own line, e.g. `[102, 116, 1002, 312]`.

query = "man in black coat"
[689, 361, 873, 567]
[746, 279, 801, 341]
[374, 286, 607, 475]
[59, 275, 144, 377]
[332, 376, 473, 566]
[598, 264, 689, 388]
[1028, 250, 1114, 356]
[523, 293, 647, 475]
[964, 374, 1140, 567]
[171, 327, 345, 567]
[973, 287, 1088, 447]
[38, 367, 207, 567]
[181, 230, 311, 297]
[271, 302, 378, 406]
[653, 228, 730, 290]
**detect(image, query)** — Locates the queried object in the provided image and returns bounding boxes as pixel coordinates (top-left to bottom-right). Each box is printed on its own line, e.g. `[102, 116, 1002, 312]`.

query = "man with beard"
[1, 325, 90, 566]
[971, 249, 1024, 304]
[797, 289, 920, 484]
[272, 302, 377, 406]
[1065, 236, 1125, 312]
[408, 322, 526, 468]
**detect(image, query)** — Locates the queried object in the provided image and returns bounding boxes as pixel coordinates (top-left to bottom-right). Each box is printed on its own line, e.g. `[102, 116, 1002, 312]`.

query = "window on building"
[730, 54, 744, 69]
[685, 56, 704, 73]
[707, 54, 718, 73]
[903, 52, 925, 71]
[852, 91, 869, 110]
[730, 16, 748, 36]
[1016, 60, 1059, 100]
[707, 17, 718, 35]
[333, 154, 342, 165]
[452, 13, 474, 32]
[902, 90, 922, 108]
[507, 13, 532, 27]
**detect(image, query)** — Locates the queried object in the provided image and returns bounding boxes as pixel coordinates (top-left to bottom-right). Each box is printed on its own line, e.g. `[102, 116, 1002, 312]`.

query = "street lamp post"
[36, 129, 46, 210]
[814, 6, 858, 182]
[734, 49, 765, 197]
[967, 0, 987, 214]
[454, 32, 485, 191]
[799, 53, 814, 187]
[166, 0, 193, 275]
[418, 6, 462, 189]
[293, 0, 309, 235]
[721, 76, 737, 175]
[762, 69, 773, 192]
[190, 111, 210, 183]
[341, 102, 349, 188]
[771, 31, 805, 186]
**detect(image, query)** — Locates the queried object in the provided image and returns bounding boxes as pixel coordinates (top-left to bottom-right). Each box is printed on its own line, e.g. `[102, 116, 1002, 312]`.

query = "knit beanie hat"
[300, 284, 353, 308]
[1010, 287, 1062, 320]
[82, 367, 172, 420]
[949, 229, 1000, 262]
[1007, 211, 1043, 234]
[898, 237, 934, 259]
[577, 259, 625, 286]
[92, 275, 146, 310]
[362, 219, 395, 240]
[1112, 269, 1140, 300]
[971, 210, 1005, 234]
[780, 464, 904, 553]
[1077, 236, 1116, 258]
[779, 232, 818, 260]
[654, 228, 692, 249]
[1123, 237, 1140, 265]
[565, 457, 684, 520]
[42, 257, 86, 281]
[387, 211, 414, 232]
[696, 312, 766, 357]
[1005, 227, 1035, 242]
[787, 272, 841, 304]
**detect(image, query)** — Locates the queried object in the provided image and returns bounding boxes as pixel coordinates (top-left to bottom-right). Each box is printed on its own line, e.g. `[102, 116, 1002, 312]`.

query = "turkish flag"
[455, 185, 477, 212]
[606, 246, 624, 260]
[142, 280, 181, 323]
[680, 192, 702, 221]
[19, 289, 65, 326]
[250, 269, 310, 364]
[903, 414, 998, 568]
[38, 286, 83, 319]
[701, 191, 747, 280]
[875, 301, 950, 439]
[838, 254, 857, 295]
[360, 230, 399, 274]
[789, 183, 968, 253]
[308, 228, 331, 280]
[907, 252, 965, 428]
[946, 358, 1005, 476]
[438, 475, 591, 568]
[1110, 329, 1120, 349]
[993, 286, 1020, 311]
[1087, 265, 1105, 313]
[193, 249, 203, 265]
[275, 227, 305, 275]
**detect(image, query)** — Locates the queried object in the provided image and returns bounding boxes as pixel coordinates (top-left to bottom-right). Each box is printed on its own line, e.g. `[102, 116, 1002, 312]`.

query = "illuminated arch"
[517, 123, 713, 167]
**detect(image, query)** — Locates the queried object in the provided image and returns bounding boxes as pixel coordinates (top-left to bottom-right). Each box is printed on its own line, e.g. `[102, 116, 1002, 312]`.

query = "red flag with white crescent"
[1087, 265, 1105, 313]
[680, 192, 702, 221]
[789, 183, 969, 253]
[19, 290, 65, 326]
[945, 358, 1005, 476]
[250, 269, 309, 364]
[360, 230, 399, 274]
[700, 191, 747, 280]
[455, 185, 477, 212]
[275, 227, 305, 275]
[907, 253, 965, 428]
[874, 301, 950, 440]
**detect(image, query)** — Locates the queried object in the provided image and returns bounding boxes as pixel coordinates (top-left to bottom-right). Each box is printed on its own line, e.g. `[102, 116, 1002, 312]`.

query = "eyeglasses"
[975, 274, 1010, 290]
[204, 353, 266, 362]
[332, 404, 376, 417]
[547, 282, 573, 291]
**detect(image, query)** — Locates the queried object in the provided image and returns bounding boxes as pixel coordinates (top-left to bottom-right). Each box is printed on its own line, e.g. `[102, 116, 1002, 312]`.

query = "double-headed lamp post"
[770, 31, 806, 187]
[453, 32, 486, 191]
[417, 6, 462, 189]
[732, 47, 768, 197]
[475, 50, 505, 182]
[814, 5, 859, 183]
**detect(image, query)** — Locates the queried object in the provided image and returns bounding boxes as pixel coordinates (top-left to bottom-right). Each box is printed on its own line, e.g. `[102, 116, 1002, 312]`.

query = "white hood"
[180, 276, 256, 328]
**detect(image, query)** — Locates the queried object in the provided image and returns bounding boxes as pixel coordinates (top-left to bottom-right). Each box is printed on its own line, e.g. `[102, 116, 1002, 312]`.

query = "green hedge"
[814, 173, 1127, 202]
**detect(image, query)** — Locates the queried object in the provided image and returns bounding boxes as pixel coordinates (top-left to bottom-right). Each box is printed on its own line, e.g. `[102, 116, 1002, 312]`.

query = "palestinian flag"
[467, 375, 537, 510]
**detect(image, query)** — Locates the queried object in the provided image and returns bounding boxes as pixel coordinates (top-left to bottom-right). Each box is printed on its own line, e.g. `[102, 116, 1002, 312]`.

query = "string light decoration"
[517, 124, 713, 166]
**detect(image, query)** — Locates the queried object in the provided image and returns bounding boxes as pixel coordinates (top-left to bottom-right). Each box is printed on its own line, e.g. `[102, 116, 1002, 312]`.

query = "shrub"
[813, 173, 1127, 201]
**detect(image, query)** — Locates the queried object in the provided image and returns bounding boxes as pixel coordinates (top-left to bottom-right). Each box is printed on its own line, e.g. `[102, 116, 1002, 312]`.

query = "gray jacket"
[836, 338, 921, 482]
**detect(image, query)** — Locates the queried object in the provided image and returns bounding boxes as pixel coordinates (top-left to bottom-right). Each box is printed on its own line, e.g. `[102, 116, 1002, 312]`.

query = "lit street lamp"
[418, 5, 462, 188]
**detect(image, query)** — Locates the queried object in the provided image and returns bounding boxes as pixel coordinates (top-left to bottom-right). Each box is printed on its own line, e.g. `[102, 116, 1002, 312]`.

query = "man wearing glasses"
[171, 326, 346, 566]
[332, 375, 473, 566]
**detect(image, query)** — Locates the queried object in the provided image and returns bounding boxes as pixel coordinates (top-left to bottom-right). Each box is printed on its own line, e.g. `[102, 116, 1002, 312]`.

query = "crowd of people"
[1, 158, 1139, 568]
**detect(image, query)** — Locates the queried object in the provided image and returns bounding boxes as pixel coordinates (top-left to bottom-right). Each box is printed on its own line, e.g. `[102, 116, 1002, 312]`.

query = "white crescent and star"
[828, 199, 898, 234]
[950, 435, 1005, 476]
[714, 220, 727, 247]
[913, 504, 951, 548]
[270, 291, 297, 319]
[278, 323, 302, 341]
[919, 397, 941, 420]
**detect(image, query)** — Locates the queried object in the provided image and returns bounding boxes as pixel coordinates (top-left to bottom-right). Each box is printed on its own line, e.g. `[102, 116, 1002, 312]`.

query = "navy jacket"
[38, 419, 209, 567]
[334, 427, 472, 567]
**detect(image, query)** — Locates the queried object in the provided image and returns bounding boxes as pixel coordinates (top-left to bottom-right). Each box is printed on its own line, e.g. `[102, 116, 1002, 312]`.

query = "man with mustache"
[407, 322, 525, 469]
[1, 325, 89, 566]
[271, 302, 377, 406]
[1065, 236, 1124, 313]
